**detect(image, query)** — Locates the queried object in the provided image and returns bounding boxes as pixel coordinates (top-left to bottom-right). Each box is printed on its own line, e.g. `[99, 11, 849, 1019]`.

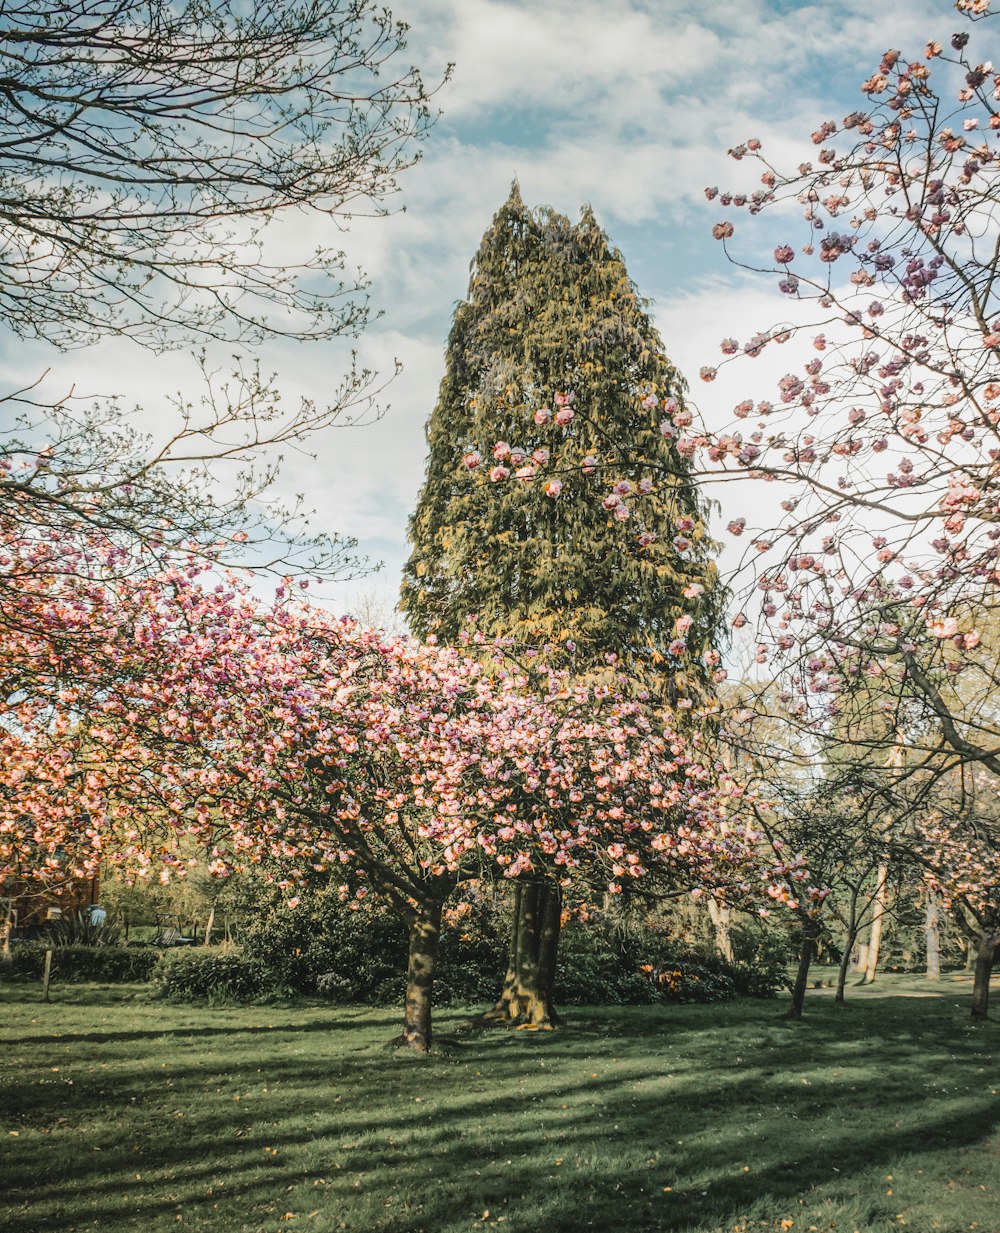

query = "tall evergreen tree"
[401, 185, 724, 1024]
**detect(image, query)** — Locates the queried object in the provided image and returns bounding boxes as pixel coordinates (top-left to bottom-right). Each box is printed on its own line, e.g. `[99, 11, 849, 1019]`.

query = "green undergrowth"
[1, 981, 998, 1233]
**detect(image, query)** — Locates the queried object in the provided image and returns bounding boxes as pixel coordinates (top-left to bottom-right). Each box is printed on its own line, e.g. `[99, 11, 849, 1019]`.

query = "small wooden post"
[42, 949, 53, 1002]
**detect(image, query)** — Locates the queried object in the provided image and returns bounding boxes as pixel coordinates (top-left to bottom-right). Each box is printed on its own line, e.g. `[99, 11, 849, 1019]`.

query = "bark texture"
[789, 916, 821, 1019]
[862, 863, 888, 984]
[483, 881, 562, 1028]
[835, 888, 860, 1003]
[398, 899, 444, 1051]
[971, 932, 996, 1021]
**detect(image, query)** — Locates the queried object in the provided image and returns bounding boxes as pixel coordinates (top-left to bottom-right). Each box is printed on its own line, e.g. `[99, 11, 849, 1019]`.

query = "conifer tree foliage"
[401, 184, 723, 709]
[401, 187, 726, 1026]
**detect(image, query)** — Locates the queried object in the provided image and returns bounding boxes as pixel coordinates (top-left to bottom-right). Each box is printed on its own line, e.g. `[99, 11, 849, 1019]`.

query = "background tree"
[0, 0, 440, 660]
[675, 5, 1000, 1013]
[400, 185, 727, 1025]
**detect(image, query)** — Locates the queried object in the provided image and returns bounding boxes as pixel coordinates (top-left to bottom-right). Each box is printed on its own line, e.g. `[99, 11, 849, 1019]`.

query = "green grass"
[1, 977, 998, 1233]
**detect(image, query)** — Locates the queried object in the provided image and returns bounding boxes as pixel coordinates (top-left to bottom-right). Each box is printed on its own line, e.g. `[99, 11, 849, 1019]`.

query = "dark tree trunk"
[397, 898, 443, 1051]
[971, 932, 996, 1021]
[789, 916, 821, 1020]
[482, 880, 562, 1028]
[835, 889, 860, 1004]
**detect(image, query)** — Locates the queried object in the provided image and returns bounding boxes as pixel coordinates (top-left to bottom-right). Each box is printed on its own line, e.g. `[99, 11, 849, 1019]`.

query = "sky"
[0, 0, 966, 626]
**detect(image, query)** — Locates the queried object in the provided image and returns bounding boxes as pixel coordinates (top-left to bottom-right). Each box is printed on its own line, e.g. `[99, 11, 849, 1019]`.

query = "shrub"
[1, 944, 161, 983]
[151, 949, 285, 1003]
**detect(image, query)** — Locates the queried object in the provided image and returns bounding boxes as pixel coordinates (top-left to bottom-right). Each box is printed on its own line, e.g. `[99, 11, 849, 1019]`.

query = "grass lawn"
[1, 975, 998, 1233]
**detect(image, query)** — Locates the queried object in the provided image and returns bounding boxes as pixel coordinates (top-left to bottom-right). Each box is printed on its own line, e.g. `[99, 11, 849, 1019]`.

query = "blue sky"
[0, 0, 964, 625]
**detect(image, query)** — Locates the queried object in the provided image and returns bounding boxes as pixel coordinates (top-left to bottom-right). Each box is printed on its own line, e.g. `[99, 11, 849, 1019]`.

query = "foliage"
[218, 879, 409, 1002]
[401, 184, 724, 706]
[151, 949, 284, 1004]
[2, 943, 161, 983]
[39, 910, 125, 949]
[3, 982, 999, 1233]
[1, 560, 760, 909]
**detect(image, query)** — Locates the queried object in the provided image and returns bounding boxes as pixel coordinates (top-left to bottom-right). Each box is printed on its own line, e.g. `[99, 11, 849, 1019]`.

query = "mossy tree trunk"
[397, 898, 444, 1051]
[483, 881, 562, 1028]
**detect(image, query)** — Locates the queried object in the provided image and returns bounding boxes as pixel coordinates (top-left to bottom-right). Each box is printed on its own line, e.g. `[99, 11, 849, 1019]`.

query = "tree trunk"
[1, 899, 13, 959]
[396, 899, 443, 1052]
[835, 888, 860, 1003]
[483, 881, 562, 1028]
[924, 893, 941, 981]
[971, 932, 996, 1021]
[203, 905, 215, 947]
[862, 863, 888, 984]
[789, 916, 820, 1019]
[707, 897, 734, 964]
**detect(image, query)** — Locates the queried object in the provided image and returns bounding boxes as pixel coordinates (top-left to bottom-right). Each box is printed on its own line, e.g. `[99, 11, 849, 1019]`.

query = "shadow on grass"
[2, 995, 998, 1232]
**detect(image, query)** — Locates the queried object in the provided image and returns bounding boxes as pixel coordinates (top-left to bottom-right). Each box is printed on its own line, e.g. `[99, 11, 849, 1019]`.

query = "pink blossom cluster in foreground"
[0, 533, 812, 914]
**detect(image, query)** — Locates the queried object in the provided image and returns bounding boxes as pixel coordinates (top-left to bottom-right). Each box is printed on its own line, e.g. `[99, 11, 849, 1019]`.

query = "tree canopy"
[401, 185, 724, 709]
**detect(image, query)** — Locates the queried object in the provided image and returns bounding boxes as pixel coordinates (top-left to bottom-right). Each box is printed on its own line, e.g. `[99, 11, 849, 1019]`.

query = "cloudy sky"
[0, 0, 963, 623]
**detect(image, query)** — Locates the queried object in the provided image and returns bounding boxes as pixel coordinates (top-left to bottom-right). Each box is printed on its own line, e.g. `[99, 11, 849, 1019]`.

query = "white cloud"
[0, 0, 977, 625]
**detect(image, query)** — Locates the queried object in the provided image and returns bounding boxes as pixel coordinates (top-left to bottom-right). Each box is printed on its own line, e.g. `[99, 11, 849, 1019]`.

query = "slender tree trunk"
[789, 916, 821, 1020]
[862, 864, 888, 984]
[924, 893, 941, 981]
[397, 898, 444, 1052]
[707, 897, 734, 964]
[482, 881, 562, 1028]
[203, 905, 215, 947]
[1, 899, 13, 959]
[971, 932, 996, 1021]
[835, 888, 860, 1004]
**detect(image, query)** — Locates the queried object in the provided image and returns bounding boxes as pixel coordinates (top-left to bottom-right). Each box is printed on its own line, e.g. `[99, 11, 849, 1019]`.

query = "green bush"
[151, 949, 285, 1003]
[2, 944, 161, 983]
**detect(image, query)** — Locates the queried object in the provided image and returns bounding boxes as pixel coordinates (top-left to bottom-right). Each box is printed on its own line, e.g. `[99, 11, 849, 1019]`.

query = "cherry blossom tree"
[650, 3, 1000, 1013]
[1, 554, 769, 1048]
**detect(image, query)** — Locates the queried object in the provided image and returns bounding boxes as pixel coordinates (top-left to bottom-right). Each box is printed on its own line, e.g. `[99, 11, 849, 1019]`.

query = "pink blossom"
[543, 480, 563, 499]
[489, 465, 510, 483]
